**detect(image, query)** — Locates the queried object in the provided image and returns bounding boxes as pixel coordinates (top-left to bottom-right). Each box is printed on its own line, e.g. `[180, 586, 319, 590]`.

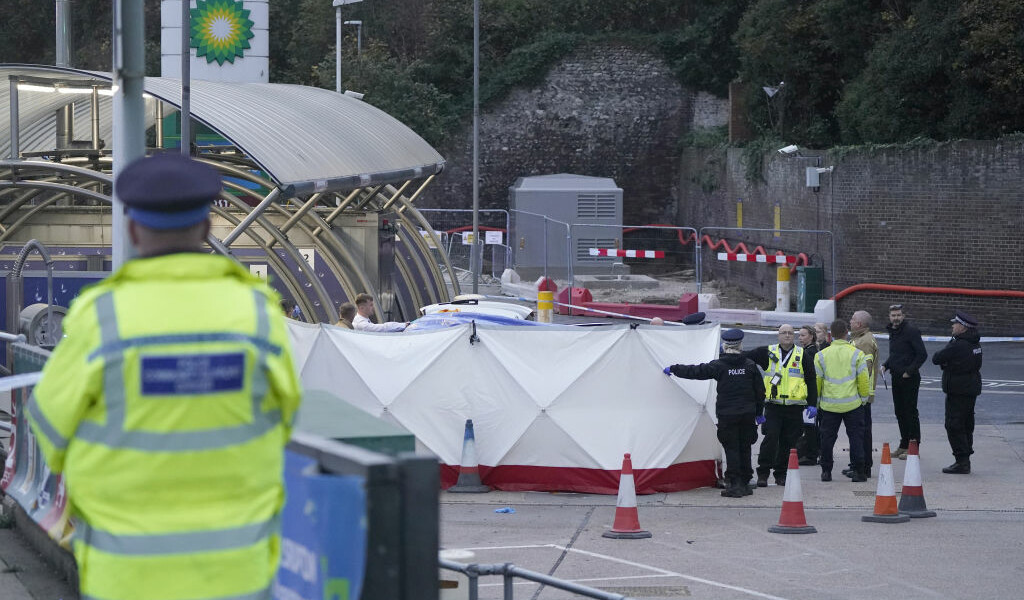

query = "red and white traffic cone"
[898, 440, 936, 518]
[448, 419, 491, 493]
[862, 443, 910, 523]
[769, 449, 817, 534]
[602, 453, 652, 539]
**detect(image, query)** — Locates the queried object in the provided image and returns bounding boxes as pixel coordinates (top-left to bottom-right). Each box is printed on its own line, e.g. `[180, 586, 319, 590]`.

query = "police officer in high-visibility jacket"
[27, 154, 302, 600]
[814, 319, 872, 482]
[744, 324, 817, 488]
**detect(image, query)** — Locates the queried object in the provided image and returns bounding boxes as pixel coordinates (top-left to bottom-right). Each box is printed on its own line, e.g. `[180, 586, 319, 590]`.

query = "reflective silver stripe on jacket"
[25, 394, 70, 450]
[815, 347, 865, 386]
[767, 345, 806, 405]
[76, 291, 279, 451]
[76, 514, 279, 556]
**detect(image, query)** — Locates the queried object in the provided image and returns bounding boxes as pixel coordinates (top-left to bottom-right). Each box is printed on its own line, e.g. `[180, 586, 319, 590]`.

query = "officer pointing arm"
[665, 329, 764, 497]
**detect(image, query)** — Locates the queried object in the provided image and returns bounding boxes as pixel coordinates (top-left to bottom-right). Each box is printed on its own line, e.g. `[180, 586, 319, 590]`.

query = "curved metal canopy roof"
[0, 64, 445, 195]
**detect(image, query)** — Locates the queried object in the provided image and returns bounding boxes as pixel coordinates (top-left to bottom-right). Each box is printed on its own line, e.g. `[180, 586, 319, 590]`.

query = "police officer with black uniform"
[932, 310, 983, 474]
[665, 329, 765, 498]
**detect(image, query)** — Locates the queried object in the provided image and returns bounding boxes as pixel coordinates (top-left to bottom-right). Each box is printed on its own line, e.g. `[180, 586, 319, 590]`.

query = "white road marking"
[478, 573, 679, 587]
[545, 544, 794, 600]
[450, 543, 792, 598]
[919, 387, 1024, 395]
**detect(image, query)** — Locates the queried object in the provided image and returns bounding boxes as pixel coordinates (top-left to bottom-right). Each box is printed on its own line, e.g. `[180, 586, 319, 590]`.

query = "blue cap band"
[128, 204, 211, 230]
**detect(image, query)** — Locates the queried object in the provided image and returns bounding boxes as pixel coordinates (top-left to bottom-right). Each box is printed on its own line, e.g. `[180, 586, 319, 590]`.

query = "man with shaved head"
[744, 324, 817, 487]
[847, 310, 879, 478]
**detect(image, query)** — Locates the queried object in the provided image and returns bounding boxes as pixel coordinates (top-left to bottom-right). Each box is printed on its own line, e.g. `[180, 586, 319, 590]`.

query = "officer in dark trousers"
[744, 324, 817, 487]
[881, 304, 928, 459]
[665, 329, 765, 498]
[932, 311, 983, 474]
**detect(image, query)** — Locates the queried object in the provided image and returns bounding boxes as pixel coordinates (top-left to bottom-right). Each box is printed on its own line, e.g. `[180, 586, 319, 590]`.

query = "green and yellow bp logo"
[190, 0, 255, 65]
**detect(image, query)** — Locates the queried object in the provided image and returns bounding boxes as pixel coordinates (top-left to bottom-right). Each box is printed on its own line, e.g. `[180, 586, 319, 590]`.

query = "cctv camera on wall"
[778, 145, 799, 155]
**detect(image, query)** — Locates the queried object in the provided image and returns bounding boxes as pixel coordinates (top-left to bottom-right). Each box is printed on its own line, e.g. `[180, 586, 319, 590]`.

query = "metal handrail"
[439, 559, 637, 600]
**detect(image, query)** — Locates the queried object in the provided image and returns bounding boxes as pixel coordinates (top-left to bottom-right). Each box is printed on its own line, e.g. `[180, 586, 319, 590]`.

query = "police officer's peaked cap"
[681, 311, 706, 326]
[950, 310, 978, 328]
[116, 153, 222, 230]
[721, 328, 744, 342]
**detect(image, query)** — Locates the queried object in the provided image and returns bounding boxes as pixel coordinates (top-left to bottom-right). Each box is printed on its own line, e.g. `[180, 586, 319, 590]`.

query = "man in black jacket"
[881, 304, 928, 459]
[744, 324, 818, 487]
[932, 311, 983, 474]
[665, 329, 765, 498]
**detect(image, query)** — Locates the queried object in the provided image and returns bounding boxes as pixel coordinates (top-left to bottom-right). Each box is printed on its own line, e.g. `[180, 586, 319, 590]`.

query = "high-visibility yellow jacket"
[850, 328, 878, 399]
[763, 344, 809, 405]
[28, 253, 302, 600]
[814, 339, 871, 413]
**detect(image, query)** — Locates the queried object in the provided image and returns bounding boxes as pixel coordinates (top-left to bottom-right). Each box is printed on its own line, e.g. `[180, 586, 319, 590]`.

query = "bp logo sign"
[190, 0, 255, 65]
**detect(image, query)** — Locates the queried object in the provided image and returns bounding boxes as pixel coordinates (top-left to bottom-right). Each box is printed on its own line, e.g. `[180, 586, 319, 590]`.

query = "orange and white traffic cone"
[862, 443, 910, 523]
[602, 453, 652, 539]
[769, 449, 817, 534]
[898, 440, 936, 518]
[448, 419, 491, 493]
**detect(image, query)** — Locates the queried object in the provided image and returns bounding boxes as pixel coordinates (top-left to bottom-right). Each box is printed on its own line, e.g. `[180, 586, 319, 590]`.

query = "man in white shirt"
[352, 292, 408, 332]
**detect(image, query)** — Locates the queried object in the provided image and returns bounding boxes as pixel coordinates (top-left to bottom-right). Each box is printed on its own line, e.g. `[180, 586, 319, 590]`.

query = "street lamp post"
[333, 0, 363, 93]
[344, 20, 362, 55]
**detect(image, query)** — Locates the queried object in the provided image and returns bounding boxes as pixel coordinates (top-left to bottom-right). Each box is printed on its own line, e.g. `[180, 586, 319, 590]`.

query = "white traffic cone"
[448, 419, 491, 493]
[862, 443, 910, 523]
[898, 440, 936, 518]
[602, 453, 651, 539]
[768, 449, 817, 534]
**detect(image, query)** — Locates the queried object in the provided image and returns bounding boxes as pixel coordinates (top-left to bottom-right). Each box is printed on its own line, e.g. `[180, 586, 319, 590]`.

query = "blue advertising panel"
[274, 451, 368, 600]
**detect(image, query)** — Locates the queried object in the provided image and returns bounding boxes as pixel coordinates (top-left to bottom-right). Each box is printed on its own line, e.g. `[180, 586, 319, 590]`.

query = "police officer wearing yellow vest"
[815, 319, 872, 482]
[744, 324, 817, 487]
[27, 153, 302, 600]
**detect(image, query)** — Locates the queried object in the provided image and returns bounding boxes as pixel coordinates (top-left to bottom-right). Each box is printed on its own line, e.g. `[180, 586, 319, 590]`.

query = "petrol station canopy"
[0, 64, 445, 195]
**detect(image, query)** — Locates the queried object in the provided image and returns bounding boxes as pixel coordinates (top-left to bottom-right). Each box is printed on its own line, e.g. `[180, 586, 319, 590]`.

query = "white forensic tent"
[287, 321, 725, 494]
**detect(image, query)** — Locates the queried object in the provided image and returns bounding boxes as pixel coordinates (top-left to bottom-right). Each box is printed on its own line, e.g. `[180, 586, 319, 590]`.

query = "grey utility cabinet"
[509, 174, 623, 279]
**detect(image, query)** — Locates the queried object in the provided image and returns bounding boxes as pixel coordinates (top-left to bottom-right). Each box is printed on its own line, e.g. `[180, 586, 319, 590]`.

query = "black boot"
[721, 477, 743, 497]
[942, 460, 971, 474]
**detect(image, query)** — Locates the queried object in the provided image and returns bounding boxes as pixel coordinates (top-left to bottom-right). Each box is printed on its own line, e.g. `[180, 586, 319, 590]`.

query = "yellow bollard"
[775, 265, 791, 312]
[537, 290, 553, 323]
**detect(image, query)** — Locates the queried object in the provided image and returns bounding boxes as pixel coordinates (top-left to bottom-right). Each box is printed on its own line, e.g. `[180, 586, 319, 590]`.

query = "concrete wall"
[421, 43, 729, 226]
[678, 141, 1024, 336]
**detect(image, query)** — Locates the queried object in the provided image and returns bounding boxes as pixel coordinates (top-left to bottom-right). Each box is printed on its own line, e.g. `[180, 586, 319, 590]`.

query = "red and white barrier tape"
[717, 252, 796, 264]
[589, 248, 665, 258]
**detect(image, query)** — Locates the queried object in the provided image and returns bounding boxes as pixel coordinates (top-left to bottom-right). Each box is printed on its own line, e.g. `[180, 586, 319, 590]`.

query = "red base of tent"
[440, 460, 717, 495]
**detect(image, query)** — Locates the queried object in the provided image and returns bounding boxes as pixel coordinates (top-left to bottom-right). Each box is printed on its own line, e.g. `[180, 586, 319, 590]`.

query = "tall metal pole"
[335, 6, 342, 93]
[112, 0, 145, 268]
[471, 0, 480, 293]
[56, 0, 72, 67]
[180, 0, 191, 154]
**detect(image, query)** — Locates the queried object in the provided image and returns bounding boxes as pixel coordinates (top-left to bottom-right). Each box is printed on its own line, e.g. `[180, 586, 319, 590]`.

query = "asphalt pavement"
[440, 318, 1024, 600]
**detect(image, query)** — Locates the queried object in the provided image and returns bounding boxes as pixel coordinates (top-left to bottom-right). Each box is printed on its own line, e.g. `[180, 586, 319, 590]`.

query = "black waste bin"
[796, 266, 823, 313]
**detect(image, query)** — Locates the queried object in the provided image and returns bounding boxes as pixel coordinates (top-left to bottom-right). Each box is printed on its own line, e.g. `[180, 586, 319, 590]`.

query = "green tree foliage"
[0, 0, 162, 75]
[835, 2, 962, 143]
[3, 0, 1022, 148]
[735, 0, 891, 146]
[656, 1, 748, 96]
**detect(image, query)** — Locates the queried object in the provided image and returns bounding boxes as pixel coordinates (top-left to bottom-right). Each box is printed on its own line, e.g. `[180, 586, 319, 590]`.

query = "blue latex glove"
[806, 406, 818, 419]
[494, 507, 516, 514]
[663, 366, 672, 376]
[755, 415, 766, 425]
